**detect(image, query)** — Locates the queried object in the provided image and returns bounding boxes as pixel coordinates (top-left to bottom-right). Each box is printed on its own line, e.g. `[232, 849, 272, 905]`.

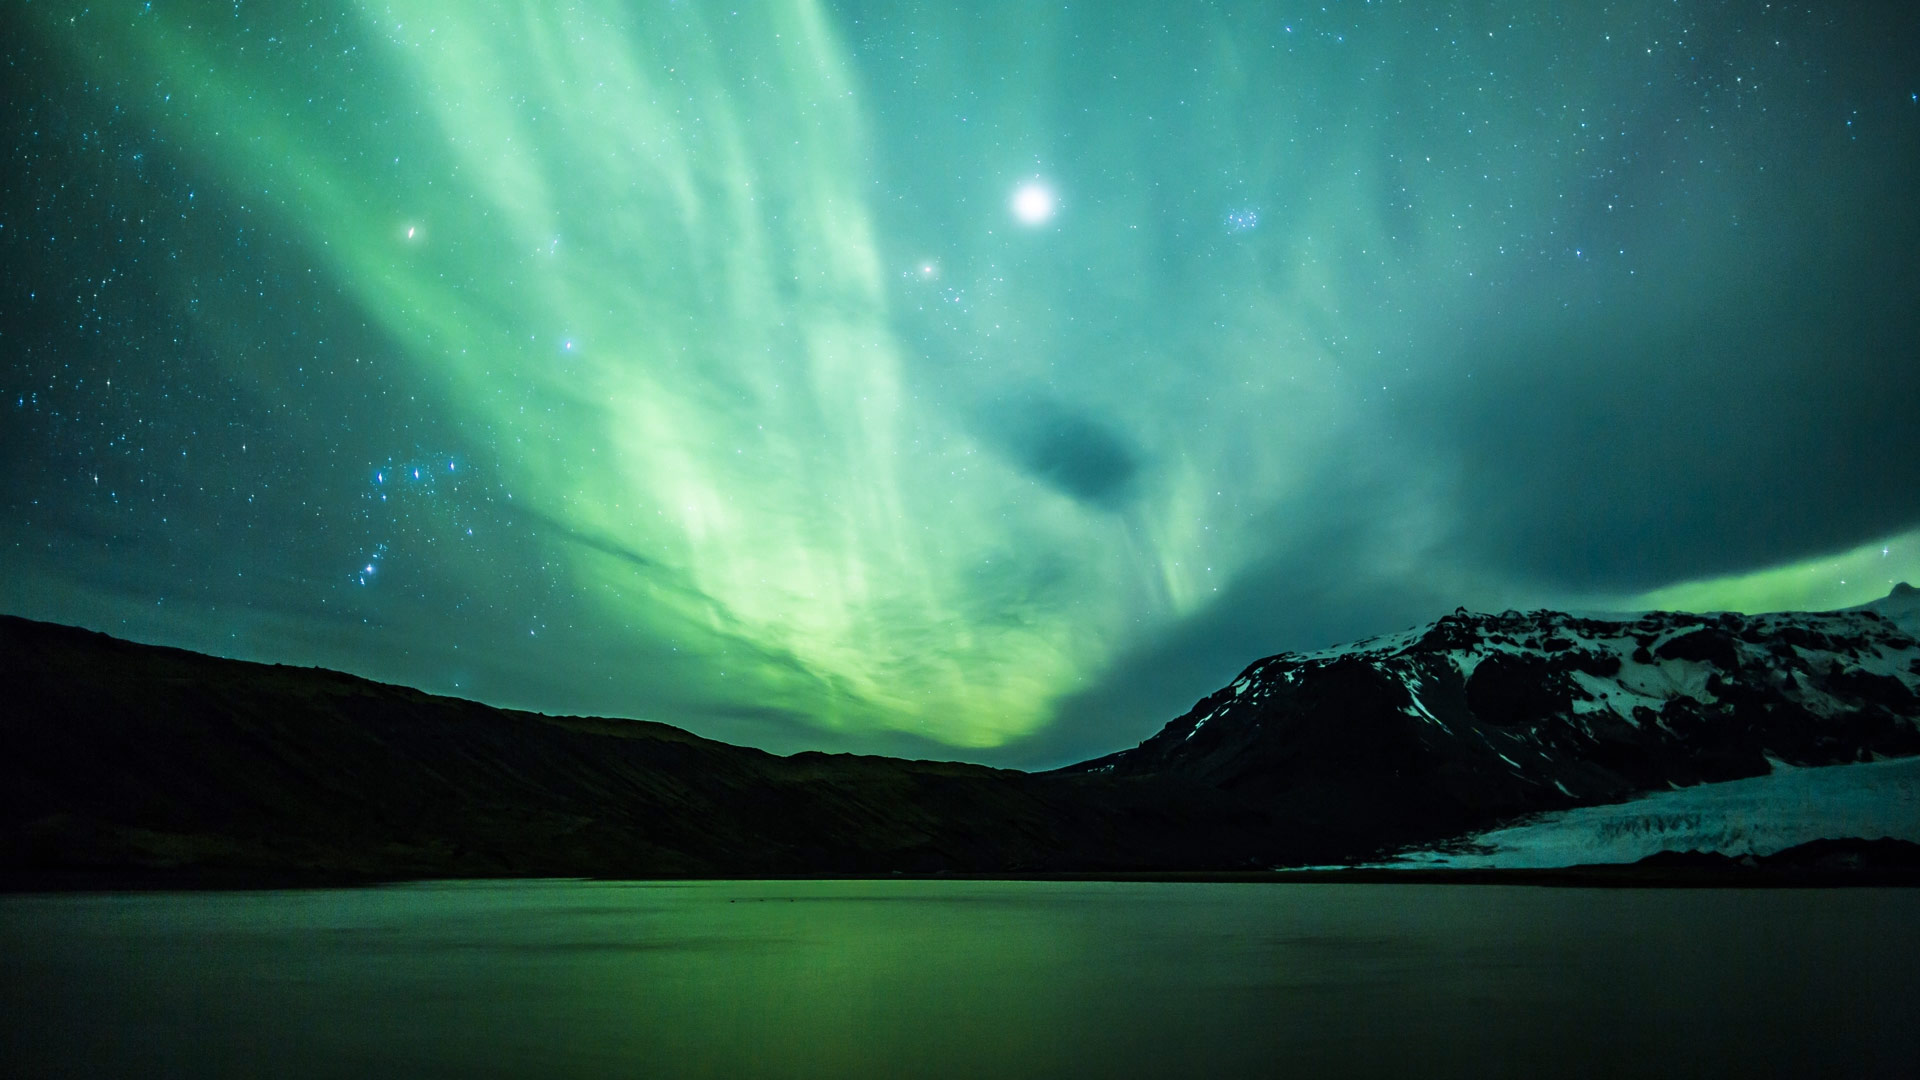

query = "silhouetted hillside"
[6, 593, 1918, 886]
[2, 616, 1277, 883]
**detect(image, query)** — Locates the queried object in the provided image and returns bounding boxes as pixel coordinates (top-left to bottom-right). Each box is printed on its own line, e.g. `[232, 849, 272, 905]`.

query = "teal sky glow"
[5, 1, 1916, 764]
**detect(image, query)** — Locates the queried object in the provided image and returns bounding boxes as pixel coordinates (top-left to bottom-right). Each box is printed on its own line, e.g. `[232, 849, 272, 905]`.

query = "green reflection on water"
[4, 880, 1918, 1079]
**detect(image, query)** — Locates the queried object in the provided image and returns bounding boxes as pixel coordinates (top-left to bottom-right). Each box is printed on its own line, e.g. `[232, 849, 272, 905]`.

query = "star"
[1011, 181, 1056, 226]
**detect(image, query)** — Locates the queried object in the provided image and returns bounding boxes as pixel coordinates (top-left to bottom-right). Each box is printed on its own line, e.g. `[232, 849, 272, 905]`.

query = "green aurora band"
[16, 0, 1919, 755]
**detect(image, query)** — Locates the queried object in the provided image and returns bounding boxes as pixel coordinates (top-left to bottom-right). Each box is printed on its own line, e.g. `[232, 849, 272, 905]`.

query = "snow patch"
[1380, 755, 1920, 868]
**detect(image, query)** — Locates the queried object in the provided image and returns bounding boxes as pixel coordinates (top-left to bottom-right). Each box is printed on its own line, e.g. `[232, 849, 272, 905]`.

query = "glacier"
[1380, 754, 1920, 868]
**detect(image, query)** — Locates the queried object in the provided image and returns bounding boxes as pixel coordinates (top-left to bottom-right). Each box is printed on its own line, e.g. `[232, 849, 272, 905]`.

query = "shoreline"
[8, 863, 1918, 894]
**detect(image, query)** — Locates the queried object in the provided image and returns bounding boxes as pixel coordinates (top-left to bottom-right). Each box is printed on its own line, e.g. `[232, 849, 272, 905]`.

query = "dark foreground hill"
[5, 587, 1918, 885]
[1, 616, 1279, 883]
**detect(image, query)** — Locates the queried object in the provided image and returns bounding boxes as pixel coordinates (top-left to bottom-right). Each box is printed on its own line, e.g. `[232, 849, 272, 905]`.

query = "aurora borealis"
[4, 1, 1917, 765]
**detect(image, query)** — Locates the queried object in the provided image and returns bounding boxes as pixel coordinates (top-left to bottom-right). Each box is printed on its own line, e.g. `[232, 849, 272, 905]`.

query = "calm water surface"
[3, 880, 1915, 1078]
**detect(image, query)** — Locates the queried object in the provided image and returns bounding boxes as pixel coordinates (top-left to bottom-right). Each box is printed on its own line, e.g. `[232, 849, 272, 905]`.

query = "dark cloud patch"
[976, 394, 1141, 508]
[511, 505, 662, 573]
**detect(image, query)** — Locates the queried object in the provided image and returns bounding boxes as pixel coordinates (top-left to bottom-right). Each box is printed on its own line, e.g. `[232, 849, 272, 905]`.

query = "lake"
[3, 880, 1915, 1078]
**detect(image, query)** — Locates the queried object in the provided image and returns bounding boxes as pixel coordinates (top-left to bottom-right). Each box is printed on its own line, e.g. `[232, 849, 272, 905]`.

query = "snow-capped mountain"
[1856, 579, 1920, 638]
[1069, 584, 1920, 858]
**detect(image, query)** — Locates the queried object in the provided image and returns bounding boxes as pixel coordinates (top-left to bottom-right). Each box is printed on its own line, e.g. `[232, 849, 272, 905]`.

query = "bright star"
[1011, 181, 1056, 226]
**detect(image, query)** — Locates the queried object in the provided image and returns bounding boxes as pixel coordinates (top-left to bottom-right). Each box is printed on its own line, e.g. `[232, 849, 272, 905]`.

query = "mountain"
[1065, 587, 1920, 857]
[5, 586, 1918, 884]
[1856, 579, 1920, 637]
[0, 615, 1279, 883]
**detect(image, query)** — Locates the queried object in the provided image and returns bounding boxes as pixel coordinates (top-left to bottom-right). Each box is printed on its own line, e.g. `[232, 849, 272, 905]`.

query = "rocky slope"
[1067, 585, 1920, 856]
[6, 585, 1918, 882]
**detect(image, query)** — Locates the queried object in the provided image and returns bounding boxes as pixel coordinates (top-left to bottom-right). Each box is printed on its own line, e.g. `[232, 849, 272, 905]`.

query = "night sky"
[5, 1, 1917, 766]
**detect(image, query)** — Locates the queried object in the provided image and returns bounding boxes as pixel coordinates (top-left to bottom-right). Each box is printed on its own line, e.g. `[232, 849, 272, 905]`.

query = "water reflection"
[3, 880, 1916, 1078]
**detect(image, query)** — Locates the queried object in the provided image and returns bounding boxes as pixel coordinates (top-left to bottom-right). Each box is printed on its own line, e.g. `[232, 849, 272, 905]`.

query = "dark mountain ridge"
[1069, 596, 1920, 848]
[1, 615, 1276, 881]
[5, 588, 1918, 883]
